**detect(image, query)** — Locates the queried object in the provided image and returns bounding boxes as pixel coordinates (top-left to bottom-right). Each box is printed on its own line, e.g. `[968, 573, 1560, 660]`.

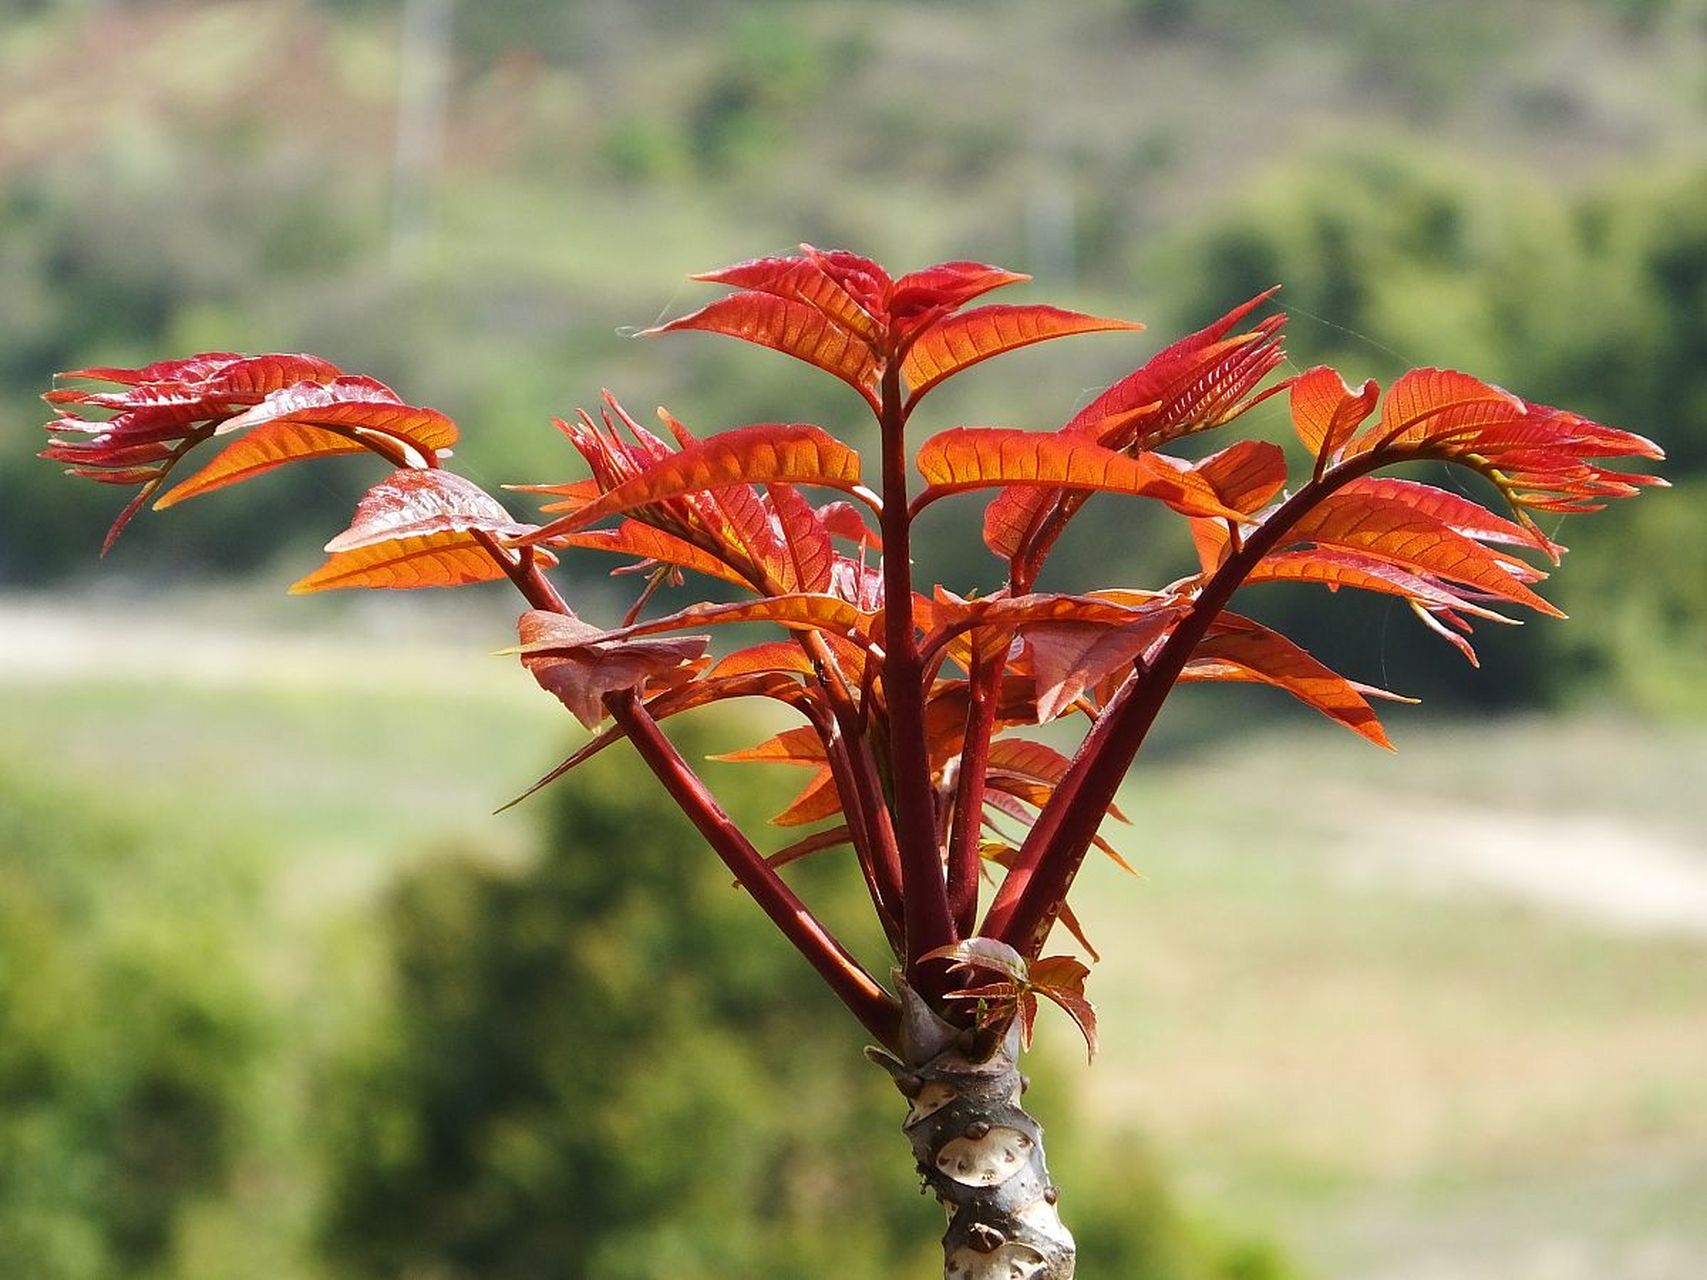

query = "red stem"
[469, 491, 902, 1047]
[983, 454, 1385, 954]
[611, 691, 900, 1046]
[945, 644, 1002, 934]
[878, 360, 958, 979]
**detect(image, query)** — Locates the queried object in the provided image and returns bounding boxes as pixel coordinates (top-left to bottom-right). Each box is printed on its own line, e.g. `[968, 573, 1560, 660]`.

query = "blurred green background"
[2, 1, 1705, 1277]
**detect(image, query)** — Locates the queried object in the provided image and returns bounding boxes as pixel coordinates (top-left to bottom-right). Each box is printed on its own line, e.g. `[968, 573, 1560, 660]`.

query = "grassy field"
[4, 595, 1704, 1279]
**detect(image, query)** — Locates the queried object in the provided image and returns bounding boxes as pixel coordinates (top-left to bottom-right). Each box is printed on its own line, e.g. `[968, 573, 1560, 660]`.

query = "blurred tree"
[322, 730, 1296, 1279]
[0, 770, 270, 1280]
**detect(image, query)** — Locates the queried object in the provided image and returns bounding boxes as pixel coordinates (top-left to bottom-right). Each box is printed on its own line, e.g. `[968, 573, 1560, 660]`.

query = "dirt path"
[1360, 805, 1707, 938]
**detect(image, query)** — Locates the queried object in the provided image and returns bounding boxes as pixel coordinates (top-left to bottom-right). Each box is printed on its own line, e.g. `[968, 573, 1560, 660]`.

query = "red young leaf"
[981, 292, 1286, 575]
[901, 305, 1143, 405]
[646, 293, 881, 401]
[916, 428, 1245, 521]
[214, 376, 458, 460]
[801, 246, 892, 319]
[692, 254, 882, 344]
[515, 610, 710, 729]
[1028, 955, 1099, 1061]
[712, 725, 828, 767]
[925, 937, 1031, 986]
[772, 767, 843, 826]
[816, 500, 882, 549]
[888, 261, 1029, 324]
[705, 641, 820, 679]
[1187, 439, 1289, 514]
[546, 519, 753, 588]
[1184, 616, 1396, 748]
[525, 424, 866, 544]
[154, 421, 367, 509]
[1022, 613, 1179, 723]
[1290, 364, 1379, 464]
[1287, 490, 1562, 617]
[767, 483, 835, 593]
[1337, 477, 1559, 558]
[289, 533, 541, 594]
[1349, 367, 1525, 456]
[57, 351, 248, 386]
[325, 470, 536, 552]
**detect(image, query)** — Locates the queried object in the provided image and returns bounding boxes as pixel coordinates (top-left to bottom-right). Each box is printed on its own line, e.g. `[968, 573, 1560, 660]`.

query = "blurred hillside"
[3, 0, 1704, 708]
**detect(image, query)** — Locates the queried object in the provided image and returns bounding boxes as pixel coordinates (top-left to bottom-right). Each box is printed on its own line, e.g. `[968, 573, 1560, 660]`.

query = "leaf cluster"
[41, 246, 1662, 1055]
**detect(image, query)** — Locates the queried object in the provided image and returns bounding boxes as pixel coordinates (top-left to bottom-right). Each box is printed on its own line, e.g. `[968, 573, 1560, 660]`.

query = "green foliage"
[0, 767, 270, 1280]
[322, 731, 1294, 1279]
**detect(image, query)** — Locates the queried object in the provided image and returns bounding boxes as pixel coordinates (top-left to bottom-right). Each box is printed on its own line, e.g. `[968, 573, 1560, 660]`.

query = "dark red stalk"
[469, 507, 902, 1048]
[983, 453, 1387, 954]
[946, 644, 1002, 935]
[609, 690, 901, 1047]
[878, 360, 958, 978]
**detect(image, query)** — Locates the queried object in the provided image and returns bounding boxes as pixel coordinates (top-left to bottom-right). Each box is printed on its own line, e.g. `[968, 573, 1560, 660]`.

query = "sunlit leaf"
[646, 292, 881, 400]
[515, 610, 711, 729]
[215, 376, 457, 459]
[1029, 955, 1098, 1061]
[1289, 364, 1379, 464]
[526, 424, 865, 544]
[888, 260, 1029, 323]
[546, 519, 753, 588]
[712, 725, 828, 767]
[923, 937, 1030, 986]
[917, 428, 1245, 521]
[155, 421, 367, 508]
[901, 305, 1140, 404]
[692, 254, 882, 344]
[1287, 491, 1562, 616]
[1184, 616, 1395, 748]
[325, 469, 536, 552]
[289, 532, 521, 593]
[772, 767, 843, 826]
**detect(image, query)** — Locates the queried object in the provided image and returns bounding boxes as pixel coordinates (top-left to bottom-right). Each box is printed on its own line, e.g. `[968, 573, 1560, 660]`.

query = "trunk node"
[869, 983, 1075, 1280]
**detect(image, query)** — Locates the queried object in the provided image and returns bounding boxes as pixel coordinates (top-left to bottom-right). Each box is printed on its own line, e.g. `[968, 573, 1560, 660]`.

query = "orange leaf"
[692, 254, 882, 344]
[1188, 439, 1289, 513]
[525, 424, 865, 544]
[289, 532, 529, 593]
[901, 305, 1141, 404]
[1287, 491, 1562, 617]
[325, 469, 536, 552]
[916, 428, 1244, 521]
[711, 725, 828, 767]
[215, 376, 457, 457]
[888, 260, 1029, 323]
[1289, 365, 1379, 463]
[515, 610, 710, 729]
[646, 293, 881, 400]
[772, 767, 843, 826]
[1184, 616, 1395, 748]
[155, 421, 366, 508]
[768, 482, 835, 593]
[706, 641, 819, 679]
[1246, 549, 1516, 622]
[1355, 367, 1525, 455]
[1339, 477, 1560, 559]
[546, 519, 752, 588]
